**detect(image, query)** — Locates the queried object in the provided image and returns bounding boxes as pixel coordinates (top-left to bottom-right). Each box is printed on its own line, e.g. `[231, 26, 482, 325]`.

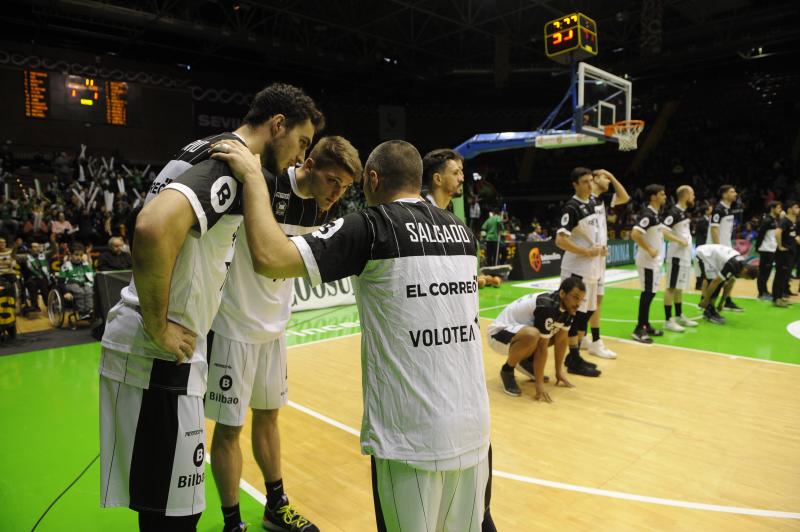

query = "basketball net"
[604, 120, 645, 151]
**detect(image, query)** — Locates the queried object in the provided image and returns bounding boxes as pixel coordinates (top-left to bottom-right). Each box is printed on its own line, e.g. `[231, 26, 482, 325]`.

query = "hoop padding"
[605, 120, 645, 151]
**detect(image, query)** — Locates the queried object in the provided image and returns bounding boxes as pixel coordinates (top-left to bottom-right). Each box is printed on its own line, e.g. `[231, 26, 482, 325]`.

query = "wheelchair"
[47, 279, 93, 330]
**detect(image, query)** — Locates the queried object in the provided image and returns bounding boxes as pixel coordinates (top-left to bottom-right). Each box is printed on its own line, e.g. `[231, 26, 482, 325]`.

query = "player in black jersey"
[774, 201, 800, 307]
[99, 83, 324, 532]
[755, 201, 782, 300]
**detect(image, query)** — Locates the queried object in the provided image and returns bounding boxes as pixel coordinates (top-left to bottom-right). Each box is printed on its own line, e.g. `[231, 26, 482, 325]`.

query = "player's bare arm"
[597, 169, 630, 206]
[133, 189, 197, 363]
[210, 141, 308, 279]
[532, 337, 552, 403]
[631, 229, 658, 258]
[710, 225, 720, 244]
[555, 232, 602, 257]
[553, 329, 573, 388]
[664, 230, 688, 247]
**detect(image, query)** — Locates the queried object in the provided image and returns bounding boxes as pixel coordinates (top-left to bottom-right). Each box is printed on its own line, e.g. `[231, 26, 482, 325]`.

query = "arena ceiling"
[4, 0, 800, 104]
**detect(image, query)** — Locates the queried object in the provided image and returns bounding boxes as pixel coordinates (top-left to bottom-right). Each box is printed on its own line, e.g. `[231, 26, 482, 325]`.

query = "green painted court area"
[1, 275, 797, 531]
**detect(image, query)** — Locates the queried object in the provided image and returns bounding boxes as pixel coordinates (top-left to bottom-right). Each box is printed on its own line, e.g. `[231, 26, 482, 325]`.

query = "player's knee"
[213, 422, 242, 443]
[253, 408, 280, 426]
[511, 327, 540, 350]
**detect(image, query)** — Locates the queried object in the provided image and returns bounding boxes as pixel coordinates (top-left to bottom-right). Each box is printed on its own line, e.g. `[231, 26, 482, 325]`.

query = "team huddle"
[96, 82, 791, 532]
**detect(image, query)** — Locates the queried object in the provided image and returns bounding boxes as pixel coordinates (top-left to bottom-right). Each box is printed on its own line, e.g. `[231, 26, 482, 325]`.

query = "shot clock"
[544, 13, 598, 64]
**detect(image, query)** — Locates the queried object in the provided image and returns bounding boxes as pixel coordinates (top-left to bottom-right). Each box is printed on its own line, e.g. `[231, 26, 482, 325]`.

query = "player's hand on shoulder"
[148, 321, 197, 364]
[209, 141, 262, 184]
[648, 247, 659, 258]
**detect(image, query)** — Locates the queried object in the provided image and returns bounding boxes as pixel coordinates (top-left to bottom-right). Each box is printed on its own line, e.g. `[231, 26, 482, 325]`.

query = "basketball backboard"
[576, 62, 633, 139]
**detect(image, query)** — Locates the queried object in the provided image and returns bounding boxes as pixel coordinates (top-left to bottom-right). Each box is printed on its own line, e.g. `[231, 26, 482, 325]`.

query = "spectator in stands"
[0, 197, 19, 235]
[50, 211, 74, 243]
[469, 196, 481, 235]
[97, 236, 132, 271]
[527, 222, 548, 242]
[22, 241, 51, 313]
[58, 243, 94, 318]
[0, 237, 17, 279]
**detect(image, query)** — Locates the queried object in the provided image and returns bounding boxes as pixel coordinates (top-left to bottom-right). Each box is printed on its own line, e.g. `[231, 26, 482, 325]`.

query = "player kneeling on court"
[695, 244, 758, 324]
[488, 277, 585, 401]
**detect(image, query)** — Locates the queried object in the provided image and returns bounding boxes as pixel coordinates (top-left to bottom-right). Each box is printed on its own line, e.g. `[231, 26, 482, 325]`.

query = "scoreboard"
[544, 13, 598, 64]
[23, 70, 139, 126]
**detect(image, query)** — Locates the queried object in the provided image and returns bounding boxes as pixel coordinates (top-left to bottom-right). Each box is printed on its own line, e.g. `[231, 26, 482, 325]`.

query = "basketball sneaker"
[587, 339, 617, 359]
[722, 299, 744, 312]
[500, 368, 521, 396]
[774, 299, 790, 308]
[757, 293, 772, 301]
[565, 352, 601, 377]
[263, 496, 318, 532]
[631, 326, 653, 344]
[516, 356, 550, 383]
[645, 325, 664, 337]
[675, 315, 698, 327]
[223, 523, 248, 532]
[703, 307, 726, 324]
[580, 336, 590, 350]
[664, 318, 685, 333]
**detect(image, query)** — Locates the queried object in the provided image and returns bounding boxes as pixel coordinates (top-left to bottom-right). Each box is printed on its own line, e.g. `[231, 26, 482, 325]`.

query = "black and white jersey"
[778, 216, 799, 252]
[633, 205, 664, 268]
[212, 165, 331, 343]
[663, 204, 692, 263]
[756, 214, 779, 253]
[100, 132, 247, 396]
[488, 291, 573, 339]
[695, 244, 742, 280]
[558, 195, 599, 280]
[708, 201, 735, 247]
[290, 198, 490, 465]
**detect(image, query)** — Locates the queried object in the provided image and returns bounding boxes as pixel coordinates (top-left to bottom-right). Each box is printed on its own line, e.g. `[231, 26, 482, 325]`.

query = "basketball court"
[2, 269, 799, 531]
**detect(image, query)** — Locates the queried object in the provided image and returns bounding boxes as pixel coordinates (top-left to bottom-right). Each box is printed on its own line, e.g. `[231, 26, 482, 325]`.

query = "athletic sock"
[222, 504, 241, 530]
[266, 479, 285, 511]
[566, 346, 580, 367]
[637, 292, 648, 327]
[675, 303, 683, 317]
[664, 305, 672, 320]
[591, 327, 600, 342]
[501, 362, 514, 373]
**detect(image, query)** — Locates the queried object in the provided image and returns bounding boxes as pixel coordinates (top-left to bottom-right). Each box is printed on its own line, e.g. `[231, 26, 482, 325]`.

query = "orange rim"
[604, 119, 645, 137]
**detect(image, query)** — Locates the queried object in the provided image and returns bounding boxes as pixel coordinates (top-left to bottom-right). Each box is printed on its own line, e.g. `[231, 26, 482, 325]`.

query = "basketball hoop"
[604, 120, 645, 151]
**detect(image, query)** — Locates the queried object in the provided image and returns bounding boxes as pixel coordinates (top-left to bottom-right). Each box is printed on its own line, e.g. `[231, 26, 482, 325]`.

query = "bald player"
[661, 185, 698, 332]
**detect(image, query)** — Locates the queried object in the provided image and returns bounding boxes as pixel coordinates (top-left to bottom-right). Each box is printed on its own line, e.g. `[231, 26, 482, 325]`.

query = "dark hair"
[71, 243, 85, 253]
[785, 200, 799, 210]
[309, 136, 363, 183]
[570, 167, 592, 184]
[559, 276, 586, 294]
[645, 184, 665, 201]
[422, 149, 464, 188]
[364, 140, 423, 195]
[741, 264, 759, 280]
[768, 201, 782, 211]
[719, 184, 735, 197]
[243, 83, 325, 132]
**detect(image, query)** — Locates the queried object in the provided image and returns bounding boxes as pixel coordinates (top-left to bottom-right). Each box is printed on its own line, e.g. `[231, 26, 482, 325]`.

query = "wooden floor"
[207, 319, 800, 531]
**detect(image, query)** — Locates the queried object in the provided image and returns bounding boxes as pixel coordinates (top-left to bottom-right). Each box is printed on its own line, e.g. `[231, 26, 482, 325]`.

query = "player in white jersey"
[708, 184, 744, 312]
[695, 244, 758, 323]
[661, 185, 697, 332]
[630, 185, 685, 344]
[422, 147, 498, 532]
[213, 139, 491, 532]
[489, 277, 585, 401]
[584, 169, 629, 359]
[554, 168, 604, 377]
[98, 83, 324, 532]
[206, 137, 361, 532]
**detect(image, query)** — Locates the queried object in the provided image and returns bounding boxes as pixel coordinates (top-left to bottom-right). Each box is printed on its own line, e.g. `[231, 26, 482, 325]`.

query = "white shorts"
[597, 261, 606, 296]
[560, 272, 598, 312]
[99, 375, 206, 516]
[696, 257, 719, 281]
[666, 257, 691, 290]
[205, 332, 288, 426]
[486, 324, 526, 356]
[637, 264, 662, 294]
[371, 455, 490, 532]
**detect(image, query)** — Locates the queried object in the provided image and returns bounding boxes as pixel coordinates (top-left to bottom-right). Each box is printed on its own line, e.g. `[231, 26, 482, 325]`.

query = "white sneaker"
[588, 339, 617, 359]
[675, 315, 698, 327]
[580, 336, 590, 350]
[665, 318, 685, 332]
